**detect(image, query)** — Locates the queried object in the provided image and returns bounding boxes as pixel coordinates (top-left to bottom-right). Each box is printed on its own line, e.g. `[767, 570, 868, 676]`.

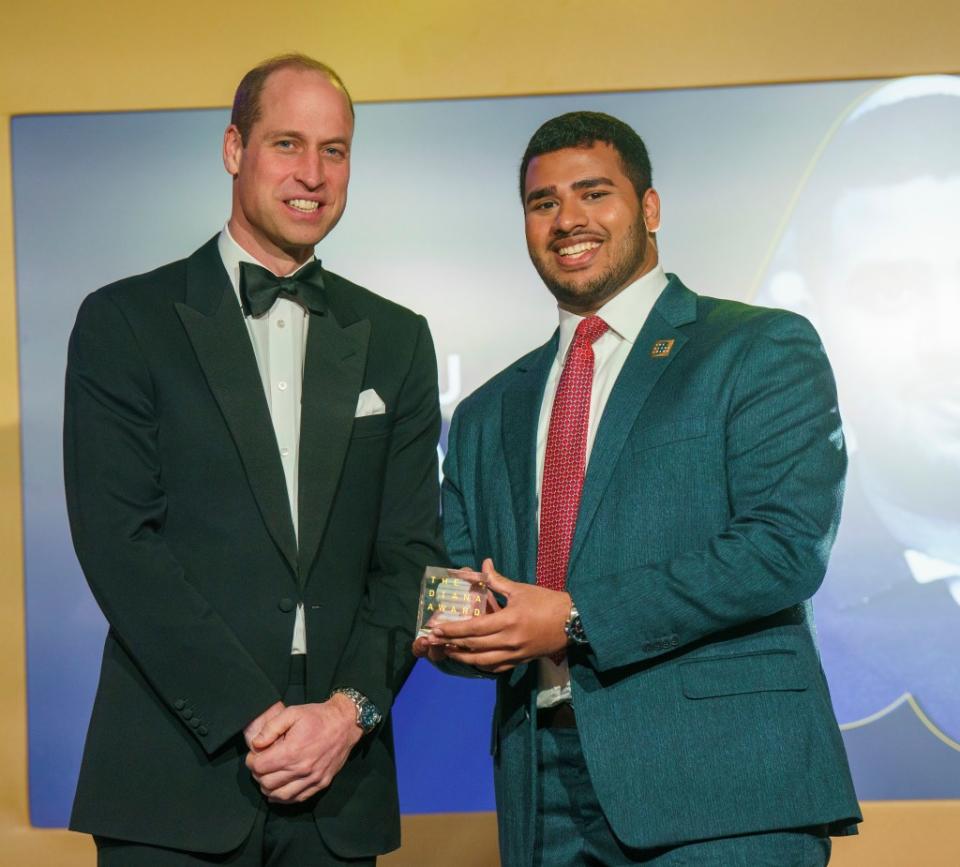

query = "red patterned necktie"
[537, 315, 609, 603]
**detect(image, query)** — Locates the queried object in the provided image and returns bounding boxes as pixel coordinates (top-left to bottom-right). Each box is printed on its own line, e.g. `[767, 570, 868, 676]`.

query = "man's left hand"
[428, 558, 571, 672]
[245, 694, 362, 803]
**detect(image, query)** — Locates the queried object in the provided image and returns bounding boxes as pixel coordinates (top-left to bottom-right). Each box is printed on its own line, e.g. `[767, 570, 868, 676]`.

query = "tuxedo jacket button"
[278, 598, 295, 613]
[189, 718, 201, 729]
[198, 726, 208, 736]
[182, 708, 193, 719]
[174, 699, 186, 710]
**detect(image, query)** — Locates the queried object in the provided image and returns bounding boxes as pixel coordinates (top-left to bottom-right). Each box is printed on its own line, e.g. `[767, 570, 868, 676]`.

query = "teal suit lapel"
[502, 334, 557, 585]
[568, 276, 698, 576]
[175, 239, 299, 575]
[297, 285, 370, 583]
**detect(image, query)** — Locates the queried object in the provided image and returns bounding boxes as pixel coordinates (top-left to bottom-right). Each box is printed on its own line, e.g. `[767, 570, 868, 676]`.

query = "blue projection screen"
[13, 75, 960, 826]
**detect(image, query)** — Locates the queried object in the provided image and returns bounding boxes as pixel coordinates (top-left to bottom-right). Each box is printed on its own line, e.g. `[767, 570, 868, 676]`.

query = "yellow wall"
[2, 1, 958, 863]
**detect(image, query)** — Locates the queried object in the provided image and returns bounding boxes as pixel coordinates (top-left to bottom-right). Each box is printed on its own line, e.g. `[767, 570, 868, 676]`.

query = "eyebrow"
[263, 130, 350, 149]
[525, 185, 557, 205]
[572, 176, 615, 191]
[525, 176, 616, 205]
[264, 130, 305, 140]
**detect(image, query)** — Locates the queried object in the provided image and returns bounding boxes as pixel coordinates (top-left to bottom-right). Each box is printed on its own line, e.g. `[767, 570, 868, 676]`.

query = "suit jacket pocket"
[350, 412, 393, 439]
[680, 650, 807, 699]
[629, 415, 708, 452]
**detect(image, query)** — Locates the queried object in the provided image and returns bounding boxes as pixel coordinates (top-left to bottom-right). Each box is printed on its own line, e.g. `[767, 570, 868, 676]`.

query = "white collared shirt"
[536, 263, 670, 708]
[218, 225, 311, 654]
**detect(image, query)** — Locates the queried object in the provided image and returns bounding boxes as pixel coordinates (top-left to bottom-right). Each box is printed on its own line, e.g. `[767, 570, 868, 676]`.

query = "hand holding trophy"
[416, 566, 491, 638]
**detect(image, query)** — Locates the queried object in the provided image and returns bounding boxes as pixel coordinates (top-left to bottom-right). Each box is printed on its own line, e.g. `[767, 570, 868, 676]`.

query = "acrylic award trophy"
[416, 566, 489, 637]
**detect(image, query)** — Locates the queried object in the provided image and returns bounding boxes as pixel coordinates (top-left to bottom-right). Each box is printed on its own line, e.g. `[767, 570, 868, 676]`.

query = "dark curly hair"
[519, 111, 652, 201]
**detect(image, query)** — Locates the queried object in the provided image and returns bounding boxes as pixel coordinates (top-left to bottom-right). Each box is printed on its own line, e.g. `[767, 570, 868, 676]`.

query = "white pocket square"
[355, 388, 386, 418]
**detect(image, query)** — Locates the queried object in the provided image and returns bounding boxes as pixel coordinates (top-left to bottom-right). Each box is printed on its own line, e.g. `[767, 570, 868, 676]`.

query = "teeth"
[288, 199, 319, 212]
[558, 241, 600, 256]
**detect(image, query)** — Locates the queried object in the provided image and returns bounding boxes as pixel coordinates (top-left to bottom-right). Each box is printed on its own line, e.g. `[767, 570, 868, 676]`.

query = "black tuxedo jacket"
[64, 237, 443, 856]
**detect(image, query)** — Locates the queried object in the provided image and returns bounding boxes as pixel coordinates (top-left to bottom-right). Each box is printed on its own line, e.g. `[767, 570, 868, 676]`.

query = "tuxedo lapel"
[297, 299, 370, 583]
[501, 335, 557, 585]
[175, 240, 299, 574]
[568, 276, 697, 575]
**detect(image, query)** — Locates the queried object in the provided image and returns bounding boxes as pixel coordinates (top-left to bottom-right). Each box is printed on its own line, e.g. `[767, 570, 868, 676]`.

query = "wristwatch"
[331, 687, 383, 735]
[564, 600, 589, 646]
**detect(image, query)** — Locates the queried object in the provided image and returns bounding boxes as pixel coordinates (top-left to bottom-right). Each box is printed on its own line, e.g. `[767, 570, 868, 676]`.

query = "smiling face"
[223, 66, 354, 273]
[523, 142, 660, 314]
[820, 175, 960, 535]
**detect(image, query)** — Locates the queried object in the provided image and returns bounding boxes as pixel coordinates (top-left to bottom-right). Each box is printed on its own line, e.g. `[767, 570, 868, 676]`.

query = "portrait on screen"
[759, 76, 960, 797]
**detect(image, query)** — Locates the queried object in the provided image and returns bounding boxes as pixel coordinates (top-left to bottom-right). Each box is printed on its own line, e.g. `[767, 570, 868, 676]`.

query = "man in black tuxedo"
[64, 54, 443, 865]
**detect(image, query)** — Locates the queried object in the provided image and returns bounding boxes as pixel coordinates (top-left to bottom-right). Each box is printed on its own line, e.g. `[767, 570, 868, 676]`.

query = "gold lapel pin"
[650, 338, 675, 358]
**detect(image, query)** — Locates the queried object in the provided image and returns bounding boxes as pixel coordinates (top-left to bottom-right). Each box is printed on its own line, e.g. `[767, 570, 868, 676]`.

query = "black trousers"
[96, 657, 376, 867]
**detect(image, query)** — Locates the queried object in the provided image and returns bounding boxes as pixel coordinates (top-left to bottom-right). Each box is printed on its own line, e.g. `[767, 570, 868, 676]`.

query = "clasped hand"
[412, 558, 571, 673]
[243, 694, 361, 803]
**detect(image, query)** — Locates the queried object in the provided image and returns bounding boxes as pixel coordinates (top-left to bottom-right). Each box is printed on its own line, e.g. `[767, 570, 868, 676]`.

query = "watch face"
[359, 703, 381, 731]
[567, 614, 588, 645]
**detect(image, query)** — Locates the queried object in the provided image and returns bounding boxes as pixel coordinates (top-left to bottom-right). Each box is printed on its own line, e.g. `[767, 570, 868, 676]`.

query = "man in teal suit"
[415, 112, 860, 865]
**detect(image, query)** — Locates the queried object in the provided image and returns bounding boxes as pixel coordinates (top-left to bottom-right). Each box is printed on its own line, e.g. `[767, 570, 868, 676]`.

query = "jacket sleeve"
[431, 404, 495, 680]
[577, 313, 847, 671]
[440, 408, 477, 573]
[329, 315, 447, 711]
[64, 290, 281, 754]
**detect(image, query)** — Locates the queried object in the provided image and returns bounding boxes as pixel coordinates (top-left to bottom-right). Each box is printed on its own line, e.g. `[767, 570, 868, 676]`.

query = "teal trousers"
[532, 727, 831, 867]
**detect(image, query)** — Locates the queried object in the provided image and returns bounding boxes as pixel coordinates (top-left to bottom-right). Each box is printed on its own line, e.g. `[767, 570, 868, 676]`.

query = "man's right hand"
[244, 701, 286, 750]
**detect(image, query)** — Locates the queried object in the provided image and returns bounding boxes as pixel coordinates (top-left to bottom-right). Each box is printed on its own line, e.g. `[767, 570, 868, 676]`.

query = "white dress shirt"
[218, 225, 311, 654]
[536, 263, 670, 708]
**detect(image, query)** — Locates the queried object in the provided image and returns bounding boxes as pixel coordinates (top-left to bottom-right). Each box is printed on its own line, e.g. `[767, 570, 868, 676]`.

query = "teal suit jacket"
[441, 276, 861, 862]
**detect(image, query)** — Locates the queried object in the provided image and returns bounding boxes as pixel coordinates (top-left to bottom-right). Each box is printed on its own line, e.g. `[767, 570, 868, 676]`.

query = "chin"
[279, 227, 329, 249]
[553, 279, 615, 310]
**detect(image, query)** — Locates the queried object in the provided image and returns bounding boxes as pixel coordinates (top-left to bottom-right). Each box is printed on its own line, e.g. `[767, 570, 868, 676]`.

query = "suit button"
[182, 708, 193, 720]
[190, 718, 201, 729]
[174, 699, 186, 710]
[278, 598, 295, 613]
[198, 726, 208, 736]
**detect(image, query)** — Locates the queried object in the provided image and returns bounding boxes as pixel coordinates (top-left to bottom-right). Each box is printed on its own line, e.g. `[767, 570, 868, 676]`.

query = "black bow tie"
[238, 260, 327, 318]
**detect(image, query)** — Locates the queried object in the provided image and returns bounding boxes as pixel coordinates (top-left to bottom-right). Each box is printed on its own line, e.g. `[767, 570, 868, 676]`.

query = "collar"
[555, 263, 669, 363]
[217, 223, 317, 302]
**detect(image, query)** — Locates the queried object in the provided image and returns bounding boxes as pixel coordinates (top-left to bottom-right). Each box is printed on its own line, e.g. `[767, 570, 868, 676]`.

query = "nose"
[553, 197, 588, 234]
[295, 150, 326, 190]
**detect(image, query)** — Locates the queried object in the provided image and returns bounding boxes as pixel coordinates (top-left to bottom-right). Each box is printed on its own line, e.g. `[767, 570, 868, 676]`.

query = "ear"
[223, 124, 244, 177]
[641, 188, 661, 233]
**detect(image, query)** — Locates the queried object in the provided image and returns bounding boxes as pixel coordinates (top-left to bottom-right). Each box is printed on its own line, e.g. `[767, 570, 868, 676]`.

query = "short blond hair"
[231, 53, 354, 144]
